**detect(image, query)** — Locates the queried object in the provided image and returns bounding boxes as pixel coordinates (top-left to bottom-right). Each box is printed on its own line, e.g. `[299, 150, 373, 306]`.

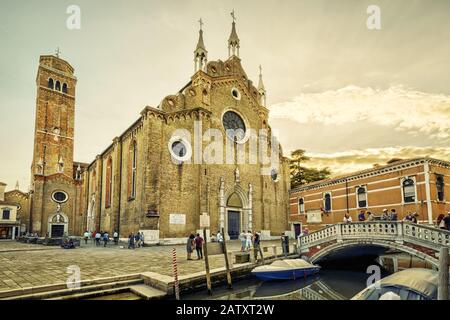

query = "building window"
[168, 137, 192, 163]
[128, 141, 137, 200]
[436, 175, 444, 202]
[357, 186, 368, 208]
[62, 83, 68, 94]
[323, 193, 332, 212]
[105, 157, 112, 208]
[270, 168, 278, 182]
[52, 191, 68, 203]
[298, 197, 305, 214]
[402, 178, 416, 203]
[222, 110, 246, 142]
[55, 80, 61, 91]
[2, 209, 10, 220]
[48, 78, 54, 89]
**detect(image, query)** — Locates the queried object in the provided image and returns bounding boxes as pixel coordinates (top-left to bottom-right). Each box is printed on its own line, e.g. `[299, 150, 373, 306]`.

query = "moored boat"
[251, 259, 321, 281]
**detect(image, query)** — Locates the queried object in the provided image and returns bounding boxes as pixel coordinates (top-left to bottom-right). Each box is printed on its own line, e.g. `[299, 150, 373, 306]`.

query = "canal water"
[182, 256, 392, 300]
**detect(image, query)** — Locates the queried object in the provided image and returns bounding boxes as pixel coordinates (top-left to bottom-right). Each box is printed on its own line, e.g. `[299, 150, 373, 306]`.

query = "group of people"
[127, 232, 145, 249]
[186, 233, 204, 260]
[437, 212, 450, 230]
[82, 230, 120, 247]
[344, 209, 450, 230]
[185, 230, 263, 261]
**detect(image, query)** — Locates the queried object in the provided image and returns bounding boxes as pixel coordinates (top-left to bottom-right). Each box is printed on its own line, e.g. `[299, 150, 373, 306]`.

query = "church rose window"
[52, 191, 68, 203]
[222, 110, 246, 142]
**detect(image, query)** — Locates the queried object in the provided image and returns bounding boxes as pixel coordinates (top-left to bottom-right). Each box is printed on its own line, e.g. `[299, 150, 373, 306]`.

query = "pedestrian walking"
[83, 230, 89, 244]
[443, 212, 450, 231]
[358, 210, 366, 222]
[239, 231, 246, 252]
[245, 230, 252, 251]
[128, 233, 135, 249]
[135, 232, 141, 248]
[281, 232, 289, 257]
[381, 209, 389, 221]
[403, 212, 414, 222]
[216, 231, 224, 252]
[437, 214, 446, 229]
[103, 231, 109, 247]
[343, 213, 352, 223]
[113, 230, 119, 245]
[303, 228, 309, 236]
[367, 211, 375, 221]
[140, 232, 145, 247]
[194, 233, 204, 260]
[389, 209, 398, 221]
[95, 231, 101, 246]
[253, 231, 261, 262]
[411, 213, 419, 224]
[186, 234, 195, 260]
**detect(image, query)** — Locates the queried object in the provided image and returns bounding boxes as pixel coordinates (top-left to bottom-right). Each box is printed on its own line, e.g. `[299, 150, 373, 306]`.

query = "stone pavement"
[0, 239, 288, 293]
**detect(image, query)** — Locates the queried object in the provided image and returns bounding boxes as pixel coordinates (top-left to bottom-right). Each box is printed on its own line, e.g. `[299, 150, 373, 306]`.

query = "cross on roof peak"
[198, 18, 204, 30]
[231, 9, 236, 22]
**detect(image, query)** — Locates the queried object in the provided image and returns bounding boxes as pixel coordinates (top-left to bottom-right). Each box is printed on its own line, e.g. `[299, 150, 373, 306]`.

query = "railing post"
[336, 223, 343, 242]
[438, 246, 449, 300]
[396, 221, 404, 244]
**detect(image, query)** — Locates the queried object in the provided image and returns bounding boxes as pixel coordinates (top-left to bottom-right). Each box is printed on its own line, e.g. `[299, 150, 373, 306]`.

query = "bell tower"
[31, 52, 77, 179]
[30, 51, 78, 235]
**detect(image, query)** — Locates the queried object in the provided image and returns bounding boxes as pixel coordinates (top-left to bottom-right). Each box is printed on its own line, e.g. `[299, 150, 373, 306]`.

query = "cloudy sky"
[0, 0, 449, 190]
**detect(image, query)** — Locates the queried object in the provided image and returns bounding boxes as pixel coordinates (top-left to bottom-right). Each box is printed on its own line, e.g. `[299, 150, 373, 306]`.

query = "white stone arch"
[48, 211, 69, 238]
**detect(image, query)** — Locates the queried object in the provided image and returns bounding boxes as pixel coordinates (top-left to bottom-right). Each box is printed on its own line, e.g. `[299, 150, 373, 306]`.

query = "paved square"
[0, 239, 285, 293]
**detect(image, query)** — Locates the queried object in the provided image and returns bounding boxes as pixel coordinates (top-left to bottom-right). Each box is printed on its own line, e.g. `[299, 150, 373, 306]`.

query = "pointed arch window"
[105, 157, 112, 208]
[62, 83, 68, 94]
[323, 193, 332, 212]
[128, 141, 137, 200]
[55, 80, 61, 91]
[298, 197, 305, 214]
[323, 192, 331, 212]
[48, 78, 54, 89]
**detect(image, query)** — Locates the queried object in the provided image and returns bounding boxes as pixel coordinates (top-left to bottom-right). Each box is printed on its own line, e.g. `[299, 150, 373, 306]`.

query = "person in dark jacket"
[194, 233, 204, 260]
[128, 233, 135, 249]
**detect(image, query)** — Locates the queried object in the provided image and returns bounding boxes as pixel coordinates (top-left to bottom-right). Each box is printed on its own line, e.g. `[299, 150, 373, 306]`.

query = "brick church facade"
[9, 18, 291, 242]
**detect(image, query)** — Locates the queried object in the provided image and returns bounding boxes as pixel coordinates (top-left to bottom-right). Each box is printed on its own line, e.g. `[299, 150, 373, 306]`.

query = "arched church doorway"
[48, 212, 69, 238]
[226, 192, 243, 240]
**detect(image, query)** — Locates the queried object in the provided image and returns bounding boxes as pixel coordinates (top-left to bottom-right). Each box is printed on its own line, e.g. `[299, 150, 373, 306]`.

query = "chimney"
[0, 182, 6, 202]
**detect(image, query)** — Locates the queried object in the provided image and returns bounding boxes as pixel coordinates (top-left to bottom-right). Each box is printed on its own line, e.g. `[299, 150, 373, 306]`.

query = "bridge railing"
[298, 221, 450, 251]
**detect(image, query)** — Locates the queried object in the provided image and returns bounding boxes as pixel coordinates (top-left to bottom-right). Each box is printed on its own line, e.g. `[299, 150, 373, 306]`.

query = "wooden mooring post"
[203, 228, 212, 295]
[438, 246, 449, 300]
[221, 227, 233, 289]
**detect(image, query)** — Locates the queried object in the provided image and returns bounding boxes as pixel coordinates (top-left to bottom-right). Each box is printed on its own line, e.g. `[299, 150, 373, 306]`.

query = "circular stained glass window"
[222, 111, 246, 142]
[52, 191, 68, 203]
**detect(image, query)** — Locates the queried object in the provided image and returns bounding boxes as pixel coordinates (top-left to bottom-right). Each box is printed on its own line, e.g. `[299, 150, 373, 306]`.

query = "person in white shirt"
[239, 231, 246, 252]
[83, 231, 89, 245]
[343, 213, 353, 223]
[245, 230, 252, 251]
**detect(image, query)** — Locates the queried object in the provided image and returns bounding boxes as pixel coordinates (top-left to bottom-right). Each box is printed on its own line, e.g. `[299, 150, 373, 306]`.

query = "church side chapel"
[22, 12, 291, 242]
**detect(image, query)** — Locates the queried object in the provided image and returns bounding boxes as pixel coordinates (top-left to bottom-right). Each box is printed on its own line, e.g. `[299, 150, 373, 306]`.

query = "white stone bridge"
[298, 222, 450, 267]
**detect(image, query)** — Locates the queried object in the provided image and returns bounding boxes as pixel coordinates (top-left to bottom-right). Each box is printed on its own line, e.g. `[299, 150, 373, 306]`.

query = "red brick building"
[289, 158, 450, 236]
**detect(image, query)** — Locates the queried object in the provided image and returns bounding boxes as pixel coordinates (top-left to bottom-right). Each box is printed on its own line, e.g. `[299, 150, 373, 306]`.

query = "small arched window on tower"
[48, 78, 54, 89]
[402, 178, 416, 203]
[105, 157, 113, 208]
[357, 186, 368, 208]
[323, 193, 332, 212]
[436, 174, 444, 202]
[62, 83, 68, 94]
[55, 80, 61, 91]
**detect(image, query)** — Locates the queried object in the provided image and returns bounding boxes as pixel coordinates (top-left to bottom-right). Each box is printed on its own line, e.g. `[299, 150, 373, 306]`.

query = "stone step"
[129, 284, 166, 300]
[4, 279, 143, 300]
